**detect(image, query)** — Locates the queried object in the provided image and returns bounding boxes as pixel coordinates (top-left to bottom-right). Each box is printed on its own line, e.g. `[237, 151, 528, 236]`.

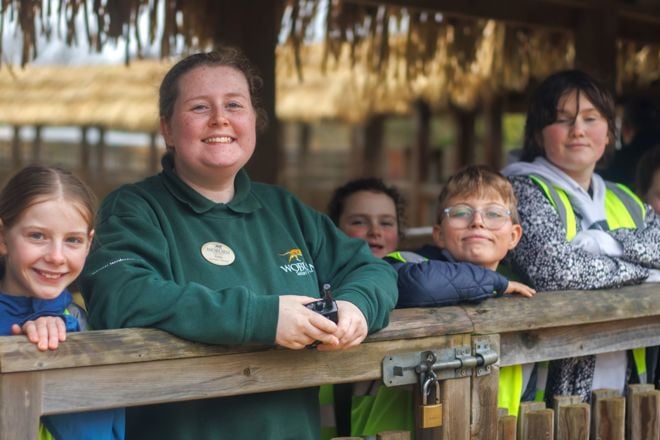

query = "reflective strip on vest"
[526, 174, 648, 385]
[529, 174, 645, 240]
[604, 182, 645, 229]
[529, 174, 577, 239]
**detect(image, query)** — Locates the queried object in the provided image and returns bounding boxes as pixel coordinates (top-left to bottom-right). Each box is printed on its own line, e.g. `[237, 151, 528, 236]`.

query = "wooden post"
[484, 97, 503, 170]
[593, 397, 625, 440]
[441, 376, 471, 440]
[630, 390, 660, 440]
[11, 125, 21, 169]
[96, 126, 106, 178]
[452, 106, 476, 171]
[363, 114, 385, 177]
[523, 409, 554, 440]
[208, 1, 280, 184]
[296, 122, 311, 196]
[80, 125, 90, 179]
[573, 0, 618, 91]
[518, 401, 546, 439]
[627, 384, 654, 440]
[0, 372, 42, 440]
[556, 403, 590, 440]
[32, 125, 42, 162]
[411, 100, 431, 226]
[497, 415, 516, 440]
[149, 132, 159, 174]
[553, 395, 582, 436]
[414, 334, 471, 440]
[471, 335, 500, 440]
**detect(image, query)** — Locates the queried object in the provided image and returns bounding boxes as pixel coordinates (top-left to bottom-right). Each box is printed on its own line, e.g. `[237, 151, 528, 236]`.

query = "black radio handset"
[304, 283, 339, 348]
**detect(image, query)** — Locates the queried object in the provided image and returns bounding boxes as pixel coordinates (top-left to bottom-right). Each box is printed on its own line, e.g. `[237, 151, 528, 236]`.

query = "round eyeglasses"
[442, 205, 512, 229]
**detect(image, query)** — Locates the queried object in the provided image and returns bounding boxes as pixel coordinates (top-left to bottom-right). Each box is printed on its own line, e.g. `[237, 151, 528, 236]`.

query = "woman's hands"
[317, 300, 367, 351]
[275, 296, 368, 351]
[11, 316, 67, 351]
[504, 281, 536, 298]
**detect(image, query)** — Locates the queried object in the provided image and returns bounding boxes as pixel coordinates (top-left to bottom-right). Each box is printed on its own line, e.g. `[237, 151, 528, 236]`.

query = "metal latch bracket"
[382, 342, 498, 387]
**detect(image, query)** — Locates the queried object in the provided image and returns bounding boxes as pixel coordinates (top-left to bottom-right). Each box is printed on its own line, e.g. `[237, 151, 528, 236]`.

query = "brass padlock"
[420, 376, 443, 428]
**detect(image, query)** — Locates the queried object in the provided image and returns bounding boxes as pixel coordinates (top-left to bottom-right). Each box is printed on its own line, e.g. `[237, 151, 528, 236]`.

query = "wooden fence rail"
[0, 283, 658, 439]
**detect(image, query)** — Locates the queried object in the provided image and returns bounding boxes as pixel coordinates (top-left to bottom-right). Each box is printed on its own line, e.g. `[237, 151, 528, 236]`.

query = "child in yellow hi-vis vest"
[325, 173, 534, 438]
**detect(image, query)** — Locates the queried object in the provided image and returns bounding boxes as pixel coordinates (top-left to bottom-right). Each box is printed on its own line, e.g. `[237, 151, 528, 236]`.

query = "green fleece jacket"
[80, 156, 397, 439]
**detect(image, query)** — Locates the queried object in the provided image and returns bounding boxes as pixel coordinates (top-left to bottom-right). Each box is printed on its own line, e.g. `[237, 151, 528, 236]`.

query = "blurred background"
[0, 0, 658, 226]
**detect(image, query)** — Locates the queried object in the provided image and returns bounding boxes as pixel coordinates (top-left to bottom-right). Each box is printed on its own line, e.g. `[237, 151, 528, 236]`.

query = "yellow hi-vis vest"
[498, 174, 647, 417]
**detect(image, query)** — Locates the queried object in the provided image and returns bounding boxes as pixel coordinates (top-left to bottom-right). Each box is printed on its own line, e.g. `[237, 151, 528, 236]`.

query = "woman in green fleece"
[79, 47, 398, 439]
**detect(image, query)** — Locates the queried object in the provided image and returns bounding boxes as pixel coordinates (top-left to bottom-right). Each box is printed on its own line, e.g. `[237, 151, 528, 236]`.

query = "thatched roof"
[0, 60, 169, 131]
[0, 0, 658, 127]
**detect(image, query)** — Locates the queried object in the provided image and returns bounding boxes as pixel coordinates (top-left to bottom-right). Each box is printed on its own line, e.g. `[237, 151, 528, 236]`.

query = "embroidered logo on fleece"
[279, 248, 315, 276]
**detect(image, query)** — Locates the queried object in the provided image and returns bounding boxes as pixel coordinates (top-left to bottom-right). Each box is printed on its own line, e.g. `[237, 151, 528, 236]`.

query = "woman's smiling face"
[161, 65, 257, 188]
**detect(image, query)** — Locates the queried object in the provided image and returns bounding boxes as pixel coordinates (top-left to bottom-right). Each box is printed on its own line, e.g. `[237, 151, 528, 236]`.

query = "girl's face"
[161, 65, 257, 189]
[338, 190, 399, 258]
[541, 90, 609, 188]
[646, 169, 660, 215]
[0, 198, 94, 299]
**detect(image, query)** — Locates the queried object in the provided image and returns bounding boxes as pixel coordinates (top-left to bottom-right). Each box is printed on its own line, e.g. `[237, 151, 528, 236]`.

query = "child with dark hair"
[327, 177, 405, 258]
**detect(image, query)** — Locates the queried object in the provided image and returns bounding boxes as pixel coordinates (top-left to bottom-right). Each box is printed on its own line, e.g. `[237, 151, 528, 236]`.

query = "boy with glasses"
[386, 164, 535, 307]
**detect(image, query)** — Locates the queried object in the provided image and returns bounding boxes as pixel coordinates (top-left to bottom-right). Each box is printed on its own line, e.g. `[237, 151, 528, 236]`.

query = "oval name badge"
[201, 242, 236, 266]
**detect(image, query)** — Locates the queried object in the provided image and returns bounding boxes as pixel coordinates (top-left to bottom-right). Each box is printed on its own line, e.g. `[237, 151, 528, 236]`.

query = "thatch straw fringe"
[0, 60, 169, 131]
[0, 1, 657, 127]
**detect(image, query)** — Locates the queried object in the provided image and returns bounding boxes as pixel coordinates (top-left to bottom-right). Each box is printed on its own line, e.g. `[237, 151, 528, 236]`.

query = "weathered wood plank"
[518, 402, 546, 440]
[522, 409, 554, 440]
[0, 372, 42, 440]
[441, 376, 471, 440]
[630, 390, 660, 440]
[499, 316, 660, 367]
[36, 334, 457, 414]
[370, 307, 474, 341]
[471, 334, 500, 440]
[556, 403, 590, 440]
[553, 395, 582, 437]
[496, 415, 516, 440]
[466, 284, 660, 335]
[414, 333, 471, 440]
[627, 384, 655, 440]
[593, 396, 625, 440]
[0, 307, 473, 373]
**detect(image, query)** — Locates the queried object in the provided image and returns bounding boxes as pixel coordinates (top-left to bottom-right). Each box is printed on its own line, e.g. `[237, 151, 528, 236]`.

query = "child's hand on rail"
[504, 281, 536, 298]
[11, 316, 67, 351]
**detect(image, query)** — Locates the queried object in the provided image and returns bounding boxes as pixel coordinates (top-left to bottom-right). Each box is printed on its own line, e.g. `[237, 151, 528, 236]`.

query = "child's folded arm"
[389, 259, 509, 308]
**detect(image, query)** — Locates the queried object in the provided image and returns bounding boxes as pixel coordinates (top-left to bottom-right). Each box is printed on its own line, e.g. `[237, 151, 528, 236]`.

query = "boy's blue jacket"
[385, 245, 509, 308]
